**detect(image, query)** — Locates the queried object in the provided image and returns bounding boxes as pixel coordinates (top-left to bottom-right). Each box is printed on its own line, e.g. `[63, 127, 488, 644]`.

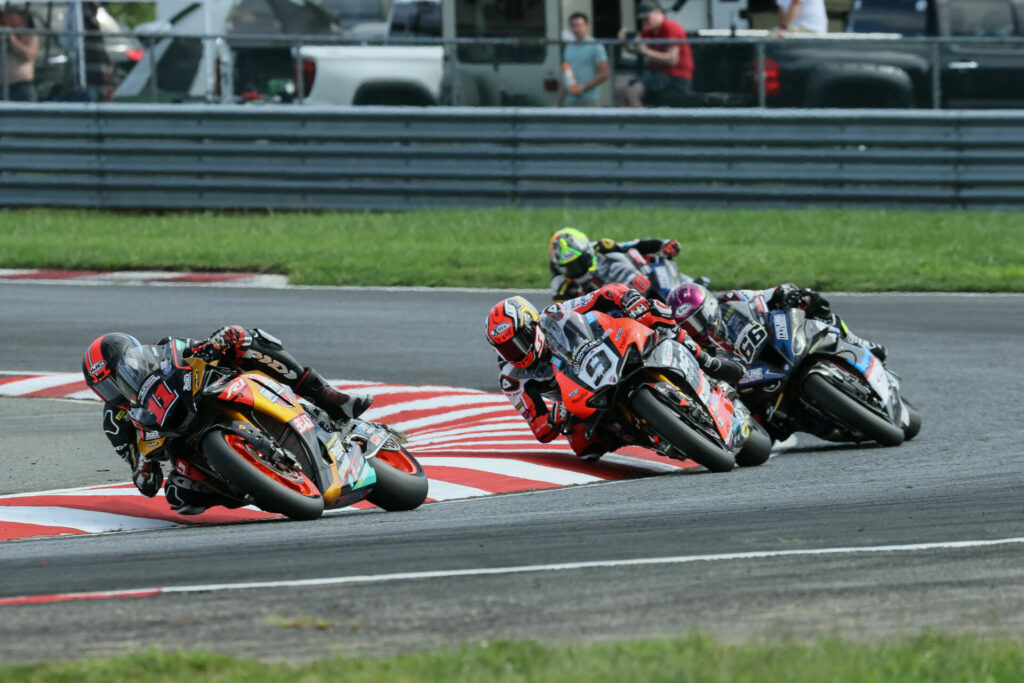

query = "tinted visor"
[494, 323, 535, 364]
[561, 252, 594, 279]
[91, 376, 126, 403]
[684, 298, 718, 339]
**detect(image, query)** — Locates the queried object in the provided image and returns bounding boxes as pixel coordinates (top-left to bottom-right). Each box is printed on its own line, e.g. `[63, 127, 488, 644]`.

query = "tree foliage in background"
[105, 2, 156, 28]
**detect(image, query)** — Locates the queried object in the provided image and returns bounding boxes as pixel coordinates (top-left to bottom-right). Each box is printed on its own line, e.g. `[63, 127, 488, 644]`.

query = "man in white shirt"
[776, 0, 828, 34]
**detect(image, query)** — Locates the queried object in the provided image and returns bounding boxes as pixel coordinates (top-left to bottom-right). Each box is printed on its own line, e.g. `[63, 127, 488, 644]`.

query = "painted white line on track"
[6, 536, 1024, 606]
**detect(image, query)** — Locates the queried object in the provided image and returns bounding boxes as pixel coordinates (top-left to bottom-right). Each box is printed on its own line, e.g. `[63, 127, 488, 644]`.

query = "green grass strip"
[3, 633, 1024, 682]
[2, 208, 1022, 291]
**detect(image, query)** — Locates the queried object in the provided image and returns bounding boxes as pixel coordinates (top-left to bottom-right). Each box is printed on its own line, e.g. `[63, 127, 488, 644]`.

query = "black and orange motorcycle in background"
[540, 309, 772, 472]
[117, 341, 428, 520]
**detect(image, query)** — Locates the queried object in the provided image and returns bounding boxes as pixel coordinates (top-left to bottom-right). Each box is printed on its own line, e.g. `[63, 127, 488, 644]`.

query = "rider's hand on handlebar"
[660, 239, 680, 259]
[620, 289, 651, 321]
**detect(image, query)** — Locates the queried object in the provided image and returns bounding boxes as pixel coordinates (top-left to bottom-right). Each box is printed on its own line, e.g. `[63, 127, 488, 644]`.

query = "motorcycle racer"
[486, 283, 743, 460]
[667, 282, 888, 364]
[549, 227, 684, 302]
[82, 326, 373, 515]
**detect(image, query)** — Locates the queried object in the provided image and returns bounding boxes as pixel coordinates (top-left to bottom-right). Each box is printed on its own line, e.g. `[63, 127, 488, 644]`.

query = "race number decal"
[577, 346, 616, 387]
[145, 382, 178, 426]
[735, 323, 768, 364]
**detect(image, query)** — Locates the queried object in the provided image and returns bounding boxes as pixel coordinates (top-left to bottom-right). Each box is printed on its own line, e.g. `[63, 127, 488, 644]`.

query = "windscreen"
[540, 311, 601, 365]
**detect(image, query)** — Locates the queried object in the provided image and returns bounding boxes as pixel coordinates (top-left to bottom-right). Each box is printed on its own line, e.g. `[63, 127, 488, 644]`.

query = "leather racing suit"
[709, 284, 886, 363]
[101, 326, 367, 514]
[498, 283, 726, 460]
[550, 238, 680, 302]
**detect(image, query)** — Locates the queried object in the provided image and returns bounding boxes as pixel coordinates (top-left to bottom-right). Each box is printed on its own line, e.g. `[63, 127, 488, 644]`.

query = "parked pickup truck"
[299, 45, 445, 106]
[691, 0, 1024, 108]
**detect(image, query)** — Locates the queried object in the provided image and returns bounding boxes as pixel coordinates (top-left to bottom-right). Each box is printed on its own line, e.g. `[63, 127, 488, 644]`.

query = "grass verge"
[3, 633, 1024, 682]
[1, 208, 1022, 291]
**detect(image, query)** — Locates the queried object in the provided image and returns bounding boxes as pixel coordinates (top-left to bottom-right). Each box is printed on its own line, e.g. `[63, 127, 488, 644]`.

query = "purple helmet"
[666, 283, 720, 342]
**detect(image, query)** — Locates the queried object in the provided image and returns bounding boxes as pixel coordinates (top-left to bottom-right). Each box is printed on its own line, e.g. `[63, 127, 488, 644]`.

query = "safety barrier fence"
[0, 104, 1022, 210]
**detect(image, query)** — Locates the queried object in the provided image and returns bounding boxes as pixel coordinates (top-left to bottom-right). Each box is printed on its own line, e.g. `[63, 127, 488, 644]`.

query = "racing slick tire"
[629, 387, 735, 472]
[367, 447, 429, 512]
[735, 423, 772, 467]
[802, 374, 905, 447]
[201, 429, 324, 521]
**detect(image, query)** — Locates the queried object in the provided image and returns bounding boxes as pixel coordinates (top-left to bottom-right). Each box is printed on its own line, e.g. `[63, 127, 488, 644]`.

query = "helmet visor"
[561, 252, 594, 279]
[684, 297, 719, 339]
[494, 326, 534, 364]
[113, 344, 162, 405]
[91, 376, 126, 404]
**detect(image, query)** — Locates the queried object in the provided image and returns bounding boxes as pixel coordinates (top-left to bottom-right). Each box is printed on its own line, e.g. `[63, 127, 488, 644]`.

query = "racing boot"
[165, 472, 243, 515]
[844, 332, 887, 362]
[295, 368, 373, 422]
[698, 354, 744, 386]
[831, 315, 887, 362]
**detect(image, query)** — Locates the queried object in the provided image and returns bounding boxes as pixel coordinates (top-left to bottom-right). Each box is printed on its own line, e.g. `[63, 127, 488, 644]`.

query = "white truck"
[301, 0, 773, 107]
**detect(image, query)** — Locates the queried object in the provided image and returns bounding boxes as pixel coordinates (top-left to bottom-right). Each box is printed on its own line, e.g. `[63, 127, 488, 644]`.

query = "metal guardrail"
[0, 104, 1022, 211]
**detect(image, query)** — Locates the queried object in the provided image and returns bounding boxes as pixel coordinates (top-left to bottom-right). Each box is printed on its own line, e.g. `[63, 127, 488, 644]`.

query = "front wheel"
[201, 429, 324, 521]
[367, 447, 429, 512]
[735, 423, 771, 467]
[802, 373, 904, 447]
[902, 401, 922, 441]
[629, 388, 735, 472]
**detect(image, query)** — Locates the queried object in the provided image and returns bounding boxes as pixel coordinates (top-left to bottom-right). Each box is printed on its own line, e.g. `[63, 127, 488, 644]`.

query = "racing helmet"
[549, 227, 597, 280]
[667, 283, 721, 343]
[486, 296, 546, 368]
[82, 333, 145, 404]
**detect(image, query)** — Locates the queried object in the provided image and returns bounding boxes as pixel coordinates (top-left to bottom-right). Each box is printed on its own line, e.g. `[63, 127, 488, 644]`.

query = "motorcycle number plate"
[577, 345, 617, 388]
[736, 323, 769, 364]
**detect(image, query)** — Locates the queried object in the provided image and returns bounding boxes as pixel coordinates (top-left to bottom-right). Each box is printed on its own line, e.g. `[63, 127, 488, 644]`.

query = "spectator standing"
[776, 0, 829, 35]
[61, 2, 113, 102]
[556, 12, 609, 108]
[2, 7, 40, 102]
[615, 0, 695, 108]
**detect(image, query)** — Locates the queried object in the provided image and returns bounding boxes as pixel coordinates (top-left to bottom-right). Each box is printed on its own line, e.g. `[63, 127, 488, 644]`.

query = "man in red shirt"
[615, 1, 696, 107]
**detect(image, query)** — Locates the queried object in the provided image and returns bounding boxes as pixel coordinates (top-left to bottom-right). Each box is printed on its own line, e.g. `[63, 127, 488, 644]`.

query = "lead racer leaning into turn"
[485, 283, 744, 461]
[82, 326, 373, 515]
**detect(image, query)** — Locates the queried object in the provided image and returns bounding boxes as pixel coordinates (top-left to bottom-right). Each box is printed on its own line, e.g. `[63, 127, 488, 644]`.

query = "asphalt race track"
[1, 283, 1023, 662]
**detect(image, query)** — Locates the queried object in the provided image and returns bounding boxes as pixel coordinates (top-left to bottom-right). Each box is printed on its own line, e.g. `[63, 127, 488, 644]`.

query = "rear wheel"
[367, 447, 429, 512]
[802, 373, 904, 447]
[201, 429, 324, 521]
[629, 388, 735, 472]
[735, 423, 772, 467]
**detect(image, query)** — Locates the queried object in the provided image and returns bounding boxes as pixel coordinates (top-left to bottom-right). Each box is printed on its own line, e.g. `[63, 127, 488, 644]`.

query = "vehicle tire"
[802, 373, 905, 447]
[201, 430, 324, 521]
[903, 402, 922, 441]
[628, 388, 735, 472]
[735, 423, 772, 467]
[367, 447, 429, 512]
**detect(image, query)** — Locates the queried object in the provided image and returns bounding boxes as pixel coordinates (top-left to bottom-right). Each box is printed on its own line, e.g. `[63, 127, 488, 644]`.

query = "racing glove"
[133, 458, 164, 498]
[548, 400, 569, 429]
[660, 239, 681, 259]
[194, 325, 251, 362]
[620, 288, 651, 321]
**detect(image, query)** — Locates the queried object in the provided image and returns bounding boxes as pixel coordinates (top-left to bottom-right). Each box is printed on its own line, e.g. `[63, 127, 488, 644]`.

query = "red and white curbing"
[0, 269, 288, 288]
[0, 373, 695, 542]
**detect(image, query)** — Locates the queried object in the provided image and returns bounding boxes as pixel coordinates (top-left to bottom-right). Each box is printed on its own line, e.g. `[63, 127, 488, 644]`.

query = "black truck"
[690, 0, 1024, 108]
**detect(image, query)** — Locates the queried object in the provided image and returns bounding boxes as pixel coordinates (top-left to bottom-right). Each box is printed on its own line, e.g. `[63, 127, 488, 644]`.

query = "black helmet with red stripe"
[82, 333, 143, 405]
[485, 296, 546, 368]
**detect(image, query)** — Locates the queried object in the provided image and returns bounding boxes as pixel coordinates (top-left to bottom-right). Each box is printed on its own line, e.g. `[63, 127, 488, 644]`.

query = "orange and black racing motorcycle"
[119, 341, 428, 520]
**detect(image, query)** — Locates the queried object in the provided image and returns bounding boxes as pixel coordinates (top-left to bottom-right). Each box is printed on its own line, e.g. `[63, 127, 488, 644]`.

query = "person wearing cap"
[775, 0, 828, 35]
[615, 0, 695, 108]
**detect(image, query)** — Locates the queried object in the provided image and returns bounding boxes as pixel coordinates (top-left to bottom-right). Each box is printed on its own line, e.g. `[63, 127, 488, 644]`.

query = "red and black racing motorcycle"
[540, 309, 771, 471]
